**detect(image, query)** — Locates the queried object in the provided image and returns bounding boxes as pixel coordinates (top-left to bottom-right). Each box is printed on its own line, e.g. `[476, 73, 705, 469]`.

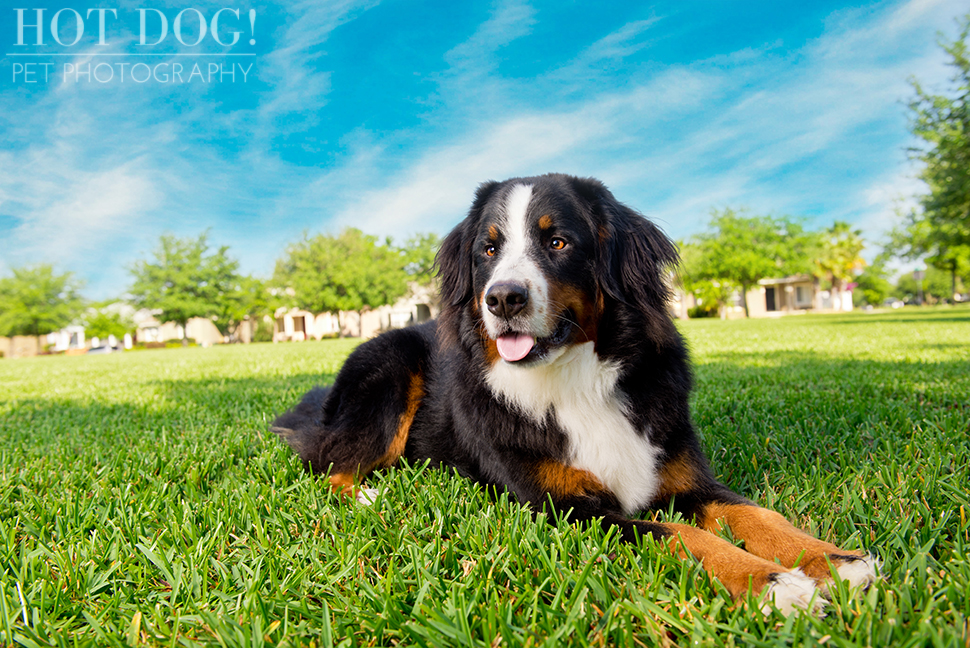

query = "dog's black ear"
[436, 180, 499, 306]
[435, 180, 501, 344]
[436, 218, 472, 309]
[571, 177, 679, 337]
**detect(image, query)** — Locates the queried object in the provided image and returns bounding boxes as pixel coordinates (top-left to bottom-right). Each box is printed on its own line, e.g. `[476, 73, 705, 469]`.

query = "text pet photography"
[7, 7, 257, 86]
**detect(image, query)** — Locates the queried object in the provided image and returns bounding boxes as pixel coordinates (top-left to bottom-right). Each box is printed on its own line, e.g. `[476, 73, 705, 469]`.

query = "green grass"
[0, 307, 968, 647]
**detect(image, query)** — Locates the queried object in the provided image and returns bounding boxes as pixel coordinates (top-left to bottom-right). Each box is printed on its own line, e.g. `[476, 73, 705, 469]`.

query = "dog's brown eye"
[485, 245, 496, 257]
[550, 237, 567, 251]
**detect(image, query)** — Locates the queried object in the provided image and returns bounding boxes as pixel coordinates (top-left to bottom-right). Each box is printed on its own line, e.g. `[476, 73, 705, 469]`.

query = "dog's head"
[437, 173, 679, 365]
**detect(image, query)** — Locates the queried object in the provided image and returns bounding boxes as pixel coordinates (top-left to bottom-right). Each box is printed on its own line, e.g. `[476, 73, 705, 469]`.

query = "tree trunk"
[181, 321, 189, 347]
[740, 283, 750, 318]
[951, 260, 958, 303]
[358, 310, 364, 338]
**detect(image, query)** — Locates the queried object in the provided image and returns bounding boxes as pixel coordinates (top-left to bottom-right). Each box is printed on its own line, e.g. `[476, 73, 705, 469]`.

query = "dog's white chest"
[485, 343, 661, 514]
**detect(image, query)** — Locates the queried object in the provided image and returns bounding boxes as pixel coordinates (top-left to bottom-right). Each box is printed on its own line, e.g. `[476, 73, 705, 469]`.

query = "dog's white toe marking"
[761, 569, 825, 616]
[836, 554, 879, 590]
[356, 488, 379, 505]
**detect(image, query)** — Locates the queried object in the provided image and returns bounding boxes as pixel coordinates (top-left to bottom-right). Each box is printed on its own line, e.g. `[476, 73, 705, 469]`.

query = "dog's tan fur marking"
[538, 214, 553, 230]
[533, 460, 607, 499]
[653, 454, 699, 503]
[482, 338, 500, 364]
[475, 287, 501, 364]
[548, 283, 599, 344]
[660, 522, 785, 599]
[700, 502, 865, 579]
[327, 472, 358, 500]
[375, 373, 424, 468]
[598, 224, 610, 244]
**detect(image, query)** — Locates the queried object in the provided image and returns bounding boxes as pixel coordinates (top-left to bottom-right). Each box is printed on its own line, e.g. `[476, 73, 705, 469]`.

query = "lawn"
[0, 307, 968, 647]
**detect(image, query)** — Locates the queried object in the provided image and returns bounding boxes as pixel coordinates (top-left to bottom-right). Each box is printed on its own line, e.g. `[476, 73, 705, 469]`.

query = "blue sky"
[0, 0, 965, 299]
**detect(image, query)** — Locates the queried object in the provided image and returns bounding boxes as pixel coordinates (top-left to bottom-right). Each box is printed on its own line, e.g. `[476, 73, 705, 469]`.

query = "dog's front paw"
[355, 487, 380, 505]
[760, 569, 826, 616]
[829, 553, 879, 593]
[801, 551, 879, 593]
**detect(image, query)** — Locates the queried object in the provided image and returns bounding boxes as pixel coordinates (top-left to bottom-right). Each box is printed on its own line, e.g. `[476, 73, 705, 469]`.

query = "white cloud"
[330, 111, 605, 235]
[855, 171, 924, 244]
[0, 157, 159, 269]
[257, 0, 381, 129]
[316, 66, 718, 236]
[443, 0, 537, 72]
[553, 15, 663, 79]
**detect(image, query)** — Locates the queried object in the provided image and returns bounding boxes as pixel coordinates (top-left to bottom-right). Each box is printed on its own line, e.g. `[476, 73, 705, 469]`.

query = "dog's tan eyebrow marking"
[488, 224, 499, 240]
[538, 214, 553, 230]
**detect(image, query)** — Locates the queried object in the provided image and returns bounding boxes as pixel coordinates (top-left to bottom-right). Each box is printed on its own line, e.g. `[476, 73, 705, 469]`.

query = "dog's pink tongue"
[496, 334, 535, 362]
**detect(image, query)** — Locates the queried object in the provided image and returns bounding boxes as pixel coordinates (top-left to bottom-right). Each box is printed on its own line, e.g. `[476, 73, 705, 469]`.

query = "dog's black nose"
[485, 282, 529, 319]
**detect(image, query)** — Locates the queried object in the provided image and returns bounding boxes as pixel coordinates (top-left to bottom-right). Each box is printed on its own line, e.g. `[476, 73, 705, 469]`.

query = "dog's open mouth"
[495, 314, 574, 363]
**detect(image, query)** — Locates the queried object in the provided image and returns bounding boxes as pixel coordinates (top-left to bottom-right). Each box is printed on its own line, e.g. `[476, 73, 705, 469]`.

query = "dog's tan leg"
[657, 521, 823, 614]
[325, 472, 379, 505]
[372, 373, 424, 469]
[326, 472, 359, 499]
[532, 461, 824, 614]
[698, 502, 877, 590]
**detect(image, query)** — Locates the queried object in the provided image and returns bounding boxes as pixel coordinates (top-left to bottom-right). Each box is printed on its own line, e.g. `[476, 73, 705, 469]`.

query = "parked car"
[87, 345, 120, 354]
[883, 298, 904, 309]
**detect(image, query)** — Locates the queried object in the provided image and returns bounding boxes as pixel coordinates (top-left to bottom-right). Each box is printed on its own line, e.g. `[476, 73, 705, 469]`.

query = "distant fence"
[0, 335, 43, 359]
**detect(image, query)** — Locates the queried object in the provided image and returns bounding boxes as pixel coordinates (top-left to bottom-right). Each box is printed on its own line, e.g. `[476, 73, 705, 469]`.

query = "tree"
[811, 221, 866, 310]
[399, 233, 442, 288]
[675, 240, 734, 317]
[273, 228, 411, 337]
[0, 265, 84, 337]
[128, 232, 241, 345]
[895, 265, 958, 304]
[84, 307, 135, 342]
[686, 209, 811, 317]
[893, 14, 970, 299]
[852, 262, 894, 307]
[211, 275, 273, 342]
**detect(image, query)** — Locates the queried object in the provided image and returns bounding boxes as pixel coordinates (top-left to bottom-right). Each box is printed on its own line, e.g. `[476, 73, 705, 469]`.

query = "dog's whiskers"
[547, 299, 589, 343]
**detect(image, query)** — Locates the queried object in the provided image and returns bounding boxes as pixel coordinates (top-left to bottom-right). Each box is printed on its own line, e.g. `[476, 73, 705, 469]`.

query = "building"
[745, 274, 853, 317]
[134, 309, 225, 346]
[274, 285, 437, 341]
[748, 274, 852, 317]
[47, 325, 88, 352]
[676, 274, 855, 319]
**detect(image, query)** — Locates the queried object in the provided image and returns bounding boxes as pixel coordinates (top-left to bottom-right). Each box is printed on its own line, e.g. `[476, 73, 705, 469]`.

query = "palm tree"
[812, 222, 866, 311]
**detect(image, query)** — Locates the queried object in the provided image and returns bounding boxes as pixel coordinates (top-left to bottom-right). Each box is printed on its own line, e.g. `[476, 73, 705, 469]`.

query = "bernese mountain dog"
[272, 173, 877, 613]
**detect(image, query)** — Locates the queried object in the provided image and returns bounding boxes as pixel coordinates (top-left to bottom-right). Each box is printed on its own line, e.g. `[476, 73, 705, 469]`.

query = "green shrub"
[688, 304, 719, 318]
[252, 320, 275, 343]
[164, 338, 196, 348]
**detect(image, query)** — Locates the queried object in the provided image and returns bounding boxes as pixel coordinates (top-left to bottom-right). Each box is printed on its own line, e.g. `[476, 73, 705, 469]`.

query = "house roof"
[758, 274, 814, 287]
